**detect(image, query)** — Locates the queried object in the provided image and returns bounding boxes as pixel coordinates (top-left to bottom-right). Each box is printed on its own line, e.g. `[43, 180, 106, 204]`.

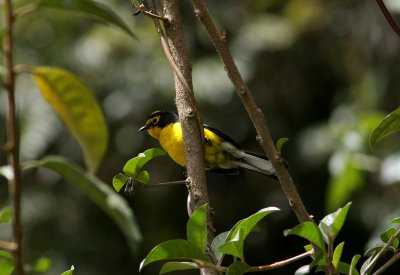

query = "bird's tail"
[232, 151, 277, 177]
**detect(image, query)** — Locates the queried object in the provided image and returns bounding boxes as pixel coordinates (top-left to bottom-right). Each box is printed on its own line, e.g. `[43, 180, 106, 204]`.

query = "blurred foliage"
[1, 0, 400, 274]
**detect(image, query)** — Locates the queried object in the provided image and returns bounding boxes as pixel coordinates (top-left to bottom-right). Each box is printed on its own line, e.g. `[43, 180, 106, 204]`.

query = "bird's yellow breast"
[151, 123, 229, 169]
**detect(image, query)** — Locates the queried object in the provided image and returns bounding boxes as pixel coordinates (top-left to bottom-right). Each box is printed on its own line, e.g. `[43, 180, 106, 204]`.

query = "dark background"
[1, 0, 400, 274]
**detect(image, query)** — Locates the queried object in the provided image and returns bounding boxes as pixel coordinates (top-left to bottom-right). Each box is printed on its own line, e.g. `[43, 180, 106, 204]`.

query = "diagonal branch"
[376, 0, 400, 38]
[190, 0, 312, 224]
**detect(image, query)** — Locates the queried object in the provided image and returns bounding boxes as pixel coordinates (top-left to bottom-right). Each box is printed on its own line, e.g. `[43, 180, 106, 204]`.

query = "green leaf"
[319, 202, 352, 244]
[123, 148, 166, 178]
[33, 67, 108, 173]
[187, 204, 208, 253]
[370, 106, 400, 147]
[211, 231, 229, 261]
[27, 156, 141, 255]
[159, 262, 199, 274]
[326, 155, 362, 211]
[284, 221, 325, 251]
[380, 227, 399, 249]
[333, 242, 344, 268]
[139, 239, 208, 271]
[0, 251, 14, 275]
[337, 262, 351, 274]
[31, 257, 51, 272]
[295, 265, 311, 275]
[364, 244, 385, 257]
[220, 207, 280, 260]
[226, 261, 251, 275]
[60, 265, 74, 275]
[36, 0, 136, 38]
[390, 217, 400, 224]
[276, 137, 289, 152]
[0, 207, 12, 224]
[137, 170, 150, 184]
[112, 173, 130, 193]
[349, 254, 361, 275]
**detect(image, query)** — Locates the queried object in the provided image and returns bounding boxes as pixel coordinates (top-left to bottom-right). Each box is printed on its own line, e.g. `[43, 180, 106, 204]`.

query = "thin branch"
[138, 180, 187, 188]
[363, 228, 400, 275]
[372, 250, 400, 275]
[247, 250, 313, 272]
[189, 0, 312, 224]
[0, 240, 17, 251]
[376, 0, 400, 38]
[3, 0, 24, 274]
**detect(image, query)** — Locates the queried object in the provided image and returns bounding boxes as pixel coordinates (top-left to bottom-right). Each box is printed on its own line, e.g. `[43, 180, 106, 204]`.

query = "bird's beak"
[139, 125, 149, 132]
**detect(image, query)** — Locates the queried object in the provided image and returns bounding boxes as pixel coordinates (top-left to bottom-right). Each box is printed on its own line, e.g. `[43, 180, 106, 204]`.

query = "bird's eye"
[151, 116, 159, 125]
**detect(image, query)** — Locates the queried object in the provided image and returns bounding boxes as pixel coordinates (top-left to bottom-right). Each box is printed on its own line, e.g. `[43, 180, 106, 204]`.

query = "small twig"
[13, 3, 37, 18]
[134, 3, 167, 20]
[138, 180, 187, 188]
[372, 250, 400, 275]
[0, 240, 17, 251]
[362, 228, 400, 275]
[376, 0, 400, 38]
[247, 250, 313, 272]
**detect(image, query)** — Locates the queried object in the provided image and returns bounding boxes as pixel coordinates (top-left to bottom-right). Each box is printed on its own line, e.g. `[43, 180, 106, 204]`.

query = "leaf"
[139, 239, 208, 271]
[112, 173, 130, 193]
[0, 251, 14, 275]
[364, 244, 385, 257]
[370, 106, 400, 147]
[137, 170, 150, 184]
[226, 261, 251, 275]
[28, 156, 141, 255]
[31, 257, 51, 272]
[211, 231, 229, 261]
[36, 0, 136, 38]
[276, 137, 289, 152]
[187, 204, 208, 253]
[0, 207, 12, 224]
[333, 242, 344, 268]
[284, 221, 325, 251]
[32, 67, 108, 173]
[123, 148, 166, 178]
[319, 202, 352, 244]
[326, 155, 362, 211]
[390, 217, 400, 224]
[380, 227, 399, 249]
[349, 254, 361, 275]
[159, 262, 199, 274]
[220, 207, 280, 260]
[60, 265, 74, 275]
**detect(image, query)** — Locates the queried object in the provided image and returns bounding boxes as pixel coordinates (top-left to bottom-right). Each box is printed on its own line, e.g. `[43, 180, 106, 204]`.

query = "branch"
[145, 0, 216, 271]
[372, 250, 400, 275]
[0, 240, 17, 251]
[247, 250, 313, 272]
[376, 0, 400, 38]
[189, 0, 312, 224]
[3, 0, 24, 274]
[363, 228, 400, 275]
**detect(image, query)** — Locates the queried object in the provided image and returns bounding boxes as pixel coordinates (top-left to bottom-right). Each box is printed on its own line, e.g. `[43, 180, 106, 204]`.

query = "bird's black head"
[139, 110, 179, 132]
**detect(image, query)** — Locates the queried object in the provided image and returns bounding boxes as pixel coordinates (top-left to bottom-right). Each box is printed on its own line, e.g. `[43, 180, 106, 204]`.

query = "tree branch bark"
[190, 0, 312, 224]
[3, 0, 24, 274]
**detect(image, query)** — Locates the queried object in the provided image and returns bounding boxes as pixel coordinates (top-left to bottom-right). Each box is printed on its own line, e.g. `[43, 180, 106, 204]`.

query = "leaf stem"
[376, 0, 400, 38]
[247, 250, 313, 272]
[3, 0, 24, 274]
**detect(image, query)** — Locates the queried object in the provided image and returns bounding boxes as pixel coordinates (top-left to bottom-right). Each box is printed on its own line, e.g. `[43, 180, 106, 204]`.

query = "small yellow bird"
[139, 110, 277, 177]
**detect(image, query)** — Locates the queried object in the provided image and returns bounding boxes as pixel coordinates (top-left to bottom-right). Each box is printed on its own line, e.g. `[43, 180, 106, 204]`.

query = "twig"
[0, 240, 17, 251]
[362, 228, 400, 275]
[247, 250, 313, 272]
[189, 0, 312, 224]
[3, 0, 24, 274]
[376, 0, 400, 38]
[372, 250, 400, 275]
[138, 180, 187, 188]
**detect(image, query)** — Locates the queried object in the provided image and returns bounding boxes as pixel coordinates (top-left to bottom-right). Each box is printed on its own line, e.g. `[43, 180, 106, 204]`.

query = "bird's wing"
[203, 124, 243, 149]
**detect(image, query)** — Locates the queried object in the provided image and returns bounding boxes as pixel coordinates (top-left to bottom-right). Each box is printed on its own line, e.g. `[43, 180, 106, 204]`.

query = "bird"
[139, 110, 277, 177]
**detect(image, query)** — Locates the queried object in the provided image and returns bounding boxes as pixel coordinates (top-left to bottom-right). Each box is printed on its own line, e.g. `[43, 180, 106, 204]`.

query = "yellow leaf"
[33, 66, 108, 173]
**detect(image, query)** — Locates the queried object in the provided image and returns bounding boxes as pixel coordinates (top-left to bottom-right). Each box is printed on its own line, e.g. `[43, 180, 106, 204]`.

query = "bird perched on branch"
[139, 110, 277, 177]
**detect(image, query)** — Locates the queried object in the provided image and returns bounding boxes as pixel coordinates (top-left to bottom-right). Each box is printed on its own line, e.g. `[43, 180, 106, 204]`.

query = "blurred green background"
[1, 0, 400, 274]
